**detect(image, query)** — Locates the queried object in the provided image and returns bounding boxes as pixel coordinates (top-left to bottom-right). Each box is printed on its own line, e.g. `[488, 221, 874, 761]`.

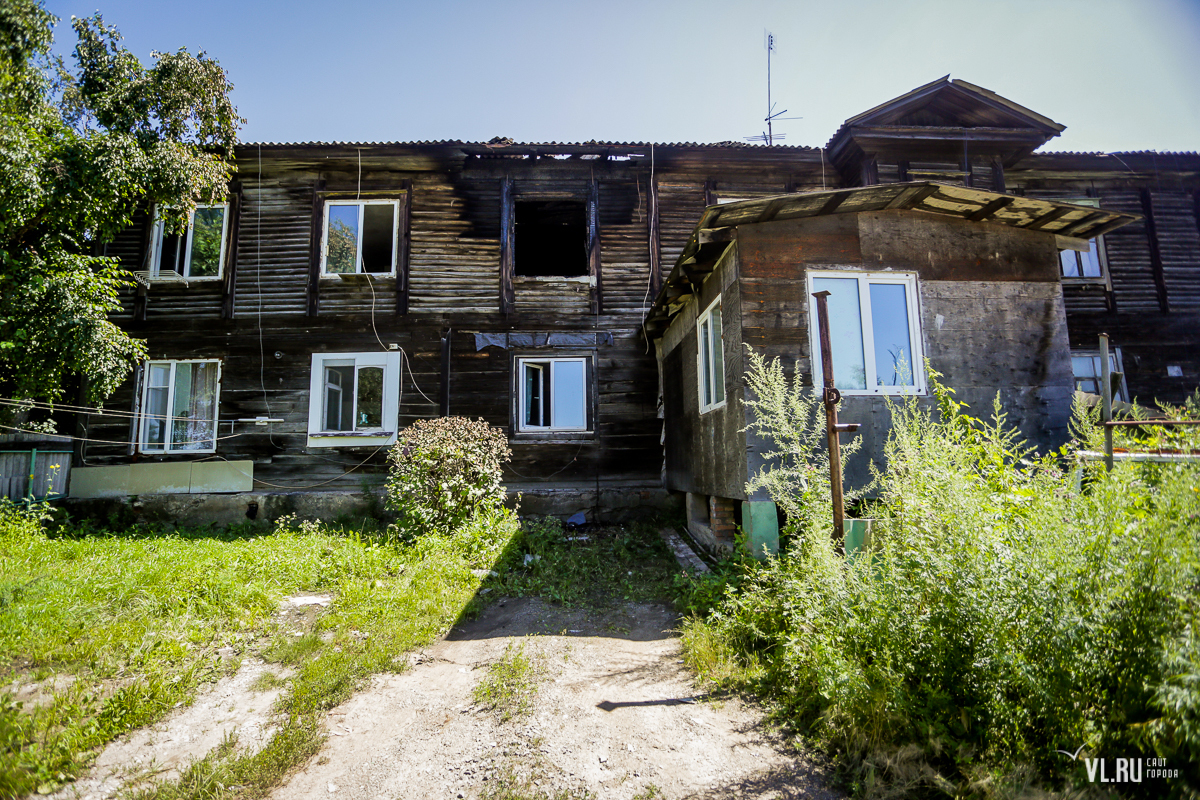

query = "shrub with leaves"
[386, 416, 511, 538]
[683, 361, 1200, 798]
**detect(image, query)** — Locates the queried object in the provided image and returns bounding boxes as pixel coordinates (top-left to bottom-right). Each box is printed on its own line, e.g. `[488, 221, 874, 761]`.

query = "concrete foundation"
[62, 484, 680, 529]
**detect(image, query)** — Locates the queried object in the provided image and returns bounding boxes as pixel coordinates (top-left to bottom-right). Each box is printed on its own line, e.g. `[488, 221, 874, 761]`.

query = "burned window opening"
[515, 200, 588, 278]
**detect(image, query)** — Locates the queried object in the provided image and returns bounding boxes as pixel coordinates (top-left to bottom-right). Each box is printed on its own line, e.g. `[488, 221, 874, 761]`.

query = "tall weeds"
[683, 361, 1200, 798]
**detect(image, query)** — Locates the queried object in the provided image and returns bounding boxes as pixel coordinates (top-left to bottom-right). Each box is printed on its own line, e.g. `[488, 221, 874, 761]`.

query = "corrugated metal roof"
[238, 139, 819, 151]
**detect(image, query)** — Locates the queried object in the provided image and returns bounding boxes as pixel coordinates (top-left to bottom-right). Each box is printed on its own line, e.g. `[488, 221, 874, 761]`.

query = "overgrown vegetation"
[683, 355, 1200, 798]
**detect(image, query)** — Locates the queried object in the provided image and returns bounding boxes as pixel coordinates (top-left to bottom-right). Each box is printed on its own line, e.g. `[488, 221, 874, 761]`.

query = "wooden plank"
[306, 179, 326, 316]
[499, 175, 515, 315]
[1054, 210, 1107, 238]
[886, 182, 940, 210]
[1140, 189, 1170, 312]
[757, 197, 789, 223]
[704, 180, 717, 207]
[648, 174, 661, 297]
[990, 157, 1006, 194]
[588, 175, 602, 314]
[967, 196, 1015, 222]
[1024, 206, 1072, 230]
[859, 154, 878, 187]
[818, 190, 853, 216]
[440, 330, 451, 417]
[396, 180, 412, 315]
[222, 183, 242, 319]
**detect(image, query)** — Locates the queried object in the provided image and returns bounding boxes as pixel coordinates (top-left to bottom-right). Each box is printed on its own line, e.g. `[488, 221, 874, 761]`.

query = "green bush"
[386, 416, 512, 538]
[683, 361, 1200, 798]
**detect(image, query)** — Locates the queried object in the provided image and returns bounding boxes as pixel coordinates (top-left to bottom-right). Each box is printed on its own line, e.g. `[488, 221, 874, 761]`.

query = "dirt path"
[273, 598, 838, 800]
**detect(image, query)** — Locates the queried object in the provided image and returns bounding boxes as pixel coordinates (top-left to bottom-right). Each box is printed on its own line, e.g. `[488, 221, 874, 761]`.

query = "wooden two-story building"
[62, 77, 1199, 543]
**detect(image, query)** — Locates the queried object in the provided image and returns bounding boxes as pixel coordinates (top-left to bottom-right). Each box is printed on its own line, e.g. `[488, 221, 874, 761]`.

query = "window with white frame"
[516, 357, 589, 432]
[1058, 199, 1107, 281]
[322, 200, 399, 275]
[307, 352, 401, 446]
[149, 204, 229, 279]
[1071, 349, 1129, 403]
[807, 271, 925, 395]
[697, 296, 726, 413]
[139, 359, 221, 453]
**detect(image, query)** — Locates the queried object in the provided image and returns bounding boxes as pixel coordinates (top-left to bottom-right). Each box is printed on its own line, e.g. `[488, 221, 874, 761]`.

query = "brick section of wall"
[709, 495, 737, 544]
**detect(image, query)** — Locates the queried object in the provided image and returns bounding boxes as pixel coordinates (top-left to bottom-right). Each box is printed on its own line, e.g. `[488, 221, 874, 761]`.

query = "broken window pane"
[812, 277, 867, 391]
[326, 205, 359, 274]
[870, 283, 914, 387]
[515, 200, 588, 277]
[356, 366, 384, 429]
[361, 204, 395, 273]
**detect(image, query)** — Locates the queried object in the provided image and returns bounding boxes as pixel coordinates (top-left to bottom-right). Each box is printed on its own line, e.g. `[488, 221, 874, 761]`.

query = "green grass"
[0, 502, 522, 798]
[494, 517, 679, 607]
[473, 639, 543, 722]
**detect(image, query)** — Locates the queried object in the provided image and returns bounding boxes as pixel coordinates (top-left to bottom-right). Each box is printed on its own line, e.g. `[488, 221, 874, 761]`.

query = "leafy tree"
[0, 1, 242, 421]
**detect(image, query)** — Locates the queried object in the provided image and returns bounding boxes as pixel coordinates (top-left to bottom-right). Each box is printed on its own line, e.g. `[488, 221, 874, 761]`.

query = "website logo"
[1057, 748, 1179, 783]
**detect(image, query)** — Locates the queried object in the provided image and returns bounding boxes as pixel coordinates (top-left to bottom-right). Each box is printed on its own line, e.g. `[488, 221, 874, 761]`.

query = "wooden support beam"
[818, 190, 854, 216]
[698, 227, 735, 246]
[1024, 206, 1072, 231]
[499, 175, 515, 315]
[897, 160, 910, 182]
[990, 156, 1006, 194]
[885, 183, 941, 210]
[648, 174, 661, 296]
[439, 330, 451, 417]
[221, 183, 242, 319]
[1054, 210, 1107, 238]
[396, 180, 412, 315]
[967, 196, 1015, 222]
[859, 154, 878, 187]
[1083, 216, 1136, 239]
[758, 197, 789, 223]
[588, 175, 602, 314]
[306, 179, 326, 316]
[704, 180, 718, 207]
[1140, 189, 1170, 312]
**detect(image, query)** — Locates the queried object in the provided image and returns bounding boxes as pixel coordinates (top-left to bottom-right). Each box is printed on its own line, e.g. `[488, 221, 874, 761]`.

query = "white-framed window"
[697, 296, 726, 413]
[1072, 349, 1129, 403]
[1058, 199, 1108, 282]
[149, 204, 229, 280]
[807, 270, 925, 395]
[321, 200, 400, 275]
[516, 357, 590, 433]
[138, 359, 221, 453]
[307, 352, 401, 447]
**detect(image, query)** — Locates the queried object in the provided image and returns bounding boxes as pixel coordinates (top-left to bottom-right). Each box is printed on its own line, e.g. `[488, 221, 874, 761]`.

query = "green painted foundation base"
[843, 519, 875, 558]
[742, 500, 779, 558]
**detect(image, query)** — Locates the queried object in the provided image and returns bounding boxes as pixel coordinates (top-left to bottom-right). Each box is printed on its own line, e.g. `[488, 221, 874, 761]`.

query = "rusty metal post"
[1100, 333, 1113, 471]
[812, 290, 854, 545]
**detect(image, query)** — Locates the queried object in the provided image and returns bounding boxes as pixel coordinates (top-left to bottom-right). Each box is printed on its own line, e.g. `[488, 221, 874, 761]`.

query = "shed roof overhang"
[641, 180, 1140, 338]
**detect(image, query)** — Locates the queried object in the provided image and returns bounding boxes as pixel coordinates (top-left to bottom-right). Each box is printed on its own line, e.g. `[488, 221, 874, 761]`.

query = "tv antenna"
[745, 31, 801, 146]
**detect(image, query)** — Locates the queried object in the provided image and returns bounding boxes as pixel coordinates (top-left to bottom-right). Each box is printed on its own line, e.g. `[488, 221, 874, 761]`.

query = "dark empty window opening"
[515, 200, 588, 277]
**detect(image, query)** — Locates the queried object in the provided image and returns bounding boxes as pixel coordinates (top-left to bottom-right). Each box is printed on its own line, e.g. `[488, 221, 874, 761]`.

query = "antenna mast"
[744, 31, 800, 146]
[767, 32, 775, 146]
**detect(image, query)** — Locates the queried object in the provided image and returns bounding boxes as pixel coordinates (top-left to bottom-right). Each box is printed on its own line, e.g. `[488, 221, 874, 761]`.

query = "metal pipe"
[1100, 333, 1113, 471]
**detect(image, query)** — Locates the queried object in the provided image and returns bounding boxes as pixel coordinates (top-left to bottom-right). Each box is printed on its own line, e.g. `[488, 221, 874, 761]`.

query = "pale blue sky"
[45, 0, 1200, 153]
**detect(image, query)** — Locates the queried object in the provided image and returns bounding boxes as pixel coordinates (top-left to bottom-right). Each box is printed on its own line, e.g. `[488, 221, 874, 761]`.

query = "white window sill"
[320, 273, 397, 282]
[699, 401, 727, 415]
[307, 431, 396, 448]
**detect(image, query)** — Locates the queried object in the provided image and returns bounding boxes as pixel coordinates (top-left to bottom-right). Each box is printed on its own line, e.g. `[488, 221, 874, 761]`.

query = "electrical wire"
[255, 143, 278, 449]
[399, 348, 438, 406]
[0, 422, 241, 447]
